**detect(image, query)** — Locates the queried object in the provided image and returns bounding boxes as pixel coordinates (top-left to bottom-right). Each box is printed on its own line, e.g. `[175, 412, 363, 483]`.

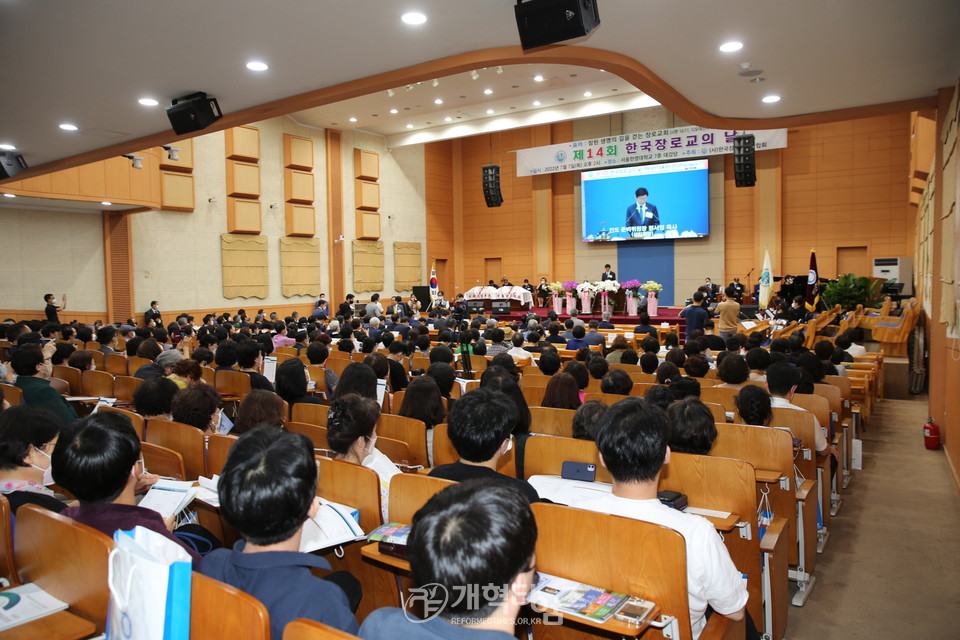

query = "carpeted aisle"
[784, 395, 960, 639]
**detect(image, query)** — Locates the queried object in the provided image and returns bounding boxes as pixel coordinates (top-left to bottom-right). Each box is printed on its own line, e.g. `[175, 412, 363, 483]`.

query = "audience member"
[133, 376, 179, 420]
[66, 349, 95, 371]
[667, 398, 718, 454]
[537, 350, 561, 376]
[331, 363, 379, 401]
[716, 355, 749, 389]
[645, 384, 674, 411]
[201, 426, 360, 638]
[639, 352, 659, 374]
[601, 369, 633, 395]
[572, 401, 608, 441]
[745, 348, 771, 381]
[233, 390, 286, 434]
[766, 363, 836, 460]
[655, 361, 680, 385]
[620, 349, 640, 365]
[168, 358, 202, 388]
[275, 358, 323, 408]
[683, 355, 710, 379]
[12, 343, 77, 425]
[669, 376, 701, 401]
[605, 335, 631, 363]
[633, 312, 658, 339]
[171, 383, 222, 434]
[237, 341, 275, 392]
[541, 372, 582, 410]
[735, 385, 772, 426]
[0, 405, 67, 514]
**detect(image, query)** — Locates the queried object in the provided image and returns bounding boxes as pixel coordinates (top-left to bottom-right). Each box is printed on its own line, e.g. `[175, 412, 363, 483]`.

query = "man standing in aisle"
[714, 287, 741, 340]
[679, 292, 710, 335]
[144, 300, 162, 327]
[44, 293, 67, 324]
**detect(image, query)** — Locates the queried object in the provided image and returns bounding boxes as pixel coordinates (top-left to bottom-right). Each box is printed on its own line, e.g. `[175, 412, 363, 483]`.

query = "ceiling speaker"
[0, 152, 28, 179]
[165, 92, 223, 135]
[515, 0, 601, 50]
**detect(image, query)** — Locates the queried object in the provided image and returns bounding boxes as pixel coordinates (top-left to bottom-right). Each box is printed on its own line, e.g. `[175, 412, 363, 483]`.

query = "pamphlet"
[300, 498, 364, 553]
[0, 582, 69, 631]
[137, 479, 199, 519]
[528, 573, 629, 623]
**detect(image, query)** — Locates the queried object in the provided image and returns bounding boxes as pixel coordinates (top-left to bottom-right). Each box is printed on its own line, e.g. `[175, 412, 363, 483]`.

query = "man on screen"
[625, 187, 660, 231]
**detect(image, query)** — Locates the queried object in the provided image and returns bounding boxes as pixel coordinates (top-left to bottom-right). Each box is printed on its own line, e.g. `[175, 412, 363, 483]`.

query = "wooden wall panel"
[425, 140, 455, 291]
[550, 122, 576, 283]
[723, 153, 757, 282]
[103, 212, 134, 322]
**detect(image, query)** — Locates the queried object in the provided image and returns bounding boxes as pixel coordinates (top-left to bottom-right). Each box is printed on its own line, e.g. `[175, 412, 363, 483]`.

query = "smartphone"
[614, 597, 655, 626]
[561, 461, 596, 482]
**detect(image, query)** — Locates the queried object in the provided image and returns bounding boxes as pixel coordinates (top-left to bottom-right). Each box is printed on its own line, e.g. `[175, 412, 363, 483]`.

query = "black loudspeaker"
[165, 92, 223, 135]
[412, 286, 432, 311]
[733, 134, 756, 188]
[492, 301, 511, 315]
[467, 301, 486, 315]
[482, 164, 503, 207]
[739, 305, 759, 319]
[0, 152, 28, 179]
[515, 0, 601, 50]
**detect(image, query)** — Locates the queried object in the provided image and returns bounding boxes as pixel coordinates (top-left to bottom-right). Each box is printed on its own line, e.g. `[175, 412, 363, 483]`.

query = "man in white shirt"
[505, 334, 533, 365]
[765, 362, 838, 460]
[568, 397, 749, 639]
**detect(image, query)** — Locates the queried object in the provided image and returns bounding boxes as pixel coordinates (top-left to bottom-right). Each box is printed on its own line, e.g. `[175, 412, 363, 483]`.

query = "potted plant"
[641, 280, 663, 316]
[621, 279, 642, 316]
[822, 273, 883, 312]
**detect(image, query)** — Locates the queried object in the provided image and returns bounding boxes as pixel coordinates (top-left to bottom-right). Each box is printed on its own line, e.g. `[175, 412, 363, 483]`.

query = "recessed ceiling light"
[401, 12, 427, 25]
[444, 117, 452, 122]
[762, 95, 781, 103]
[246, 61, 269, 71]
[483, 89, 493, 95]
[101, 201, 112, 206]
[532, 100, 541, 106]
[583, 91, 592, 97]
[719, 41, 744, 53]
[406, 124, 414, 129]
[390, 109, 399, 114]
[533, 75, 544, 82]
[138, 98, 159, 107]
[59, 123, 78, 131]
[0, 144, 15, 151]
[348, 117, 358, 123]
[3, 193, 15, 198]
[434, 98, 443, 105]
[486, 109, 495, 115]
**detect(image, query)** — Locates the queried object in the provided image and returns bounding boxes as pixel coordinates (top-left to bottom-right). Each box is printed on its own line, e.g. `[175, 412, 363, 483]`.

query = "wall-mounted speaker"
[165, 92, 223, 135]
[0, 152, 28, 179]
[733, 133, 756, 188]
[515, 0, 601, 50]
[482, 164, 503, 207]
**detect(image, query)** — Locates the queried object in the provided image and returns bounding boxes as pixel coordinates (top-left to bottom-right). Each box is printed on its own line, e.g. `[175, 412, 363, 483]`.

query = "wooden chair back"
[791, 393, 831, 431]
[275, 346, 298, 357]
[823, 375, 852, 400]
[145, 418, 207, 479]
[324, 358, 351, 378]
[207, 434, 238, 476]
[429, 424, 516, 477]
[141, 441, 186, 480]
[376, 436, 412, 467]
[812, 383, 843, 420]
[529, 407, 575, 437]
[316, 458, 399, 620]
[377, 414, 429, 467]
[520, 374, 551, 388]
[98, 405, 146, 439]
[286, 422, 329, 450]
[84, 341, 100, 351]
[292, 402, 329, 427]
[531, 502, 693, 640]
[48, 377, 70, 395]
[81, 369, 115, 397]
[582, 392, 628, 406]
[703, 402, 728, 423]
[0, 384, 22, 406]
[15, 504, 112, 633]
[0, 495, 18, 587]
[522, 434, 611, 482]
[215, 370, 252, 401]
[88, 350, 105, 369]
[699, 385, 739, 411]
[388, 473, 455, 524]
[52, 364, 82, 395]
[275, 352, 295, 366]
[521, 385, 546, 407]
[191, 572, 270, 640]
[201, 366, 217, 386]
[104, 352, 128, 376]
[608, 363, 644, 374]
[769, 408, 819, 479]
[283, 619, 361, 640]
[113, 375, 143, 403]
[127, 356, 152, 375]
[629, 382, 659, 396]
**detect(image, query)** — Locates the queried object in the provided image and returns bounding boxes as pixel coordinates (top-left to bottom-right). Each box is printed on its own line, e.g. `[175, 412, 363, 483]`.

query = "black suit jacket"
[601, 271, 617, 281]
[625, 202, 660, 228]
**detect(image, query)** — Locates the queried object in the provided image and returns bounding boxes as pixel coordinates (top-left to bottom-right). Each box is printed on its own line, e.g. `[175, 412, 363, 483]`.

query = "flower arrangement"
[640, 280, 663, 293]
[562, 281, 580, 294]
[596, 280, 621, 294]
[546, 281, 565, 293]
[576, 281, 598, 295]
[621, 279, 642, 295]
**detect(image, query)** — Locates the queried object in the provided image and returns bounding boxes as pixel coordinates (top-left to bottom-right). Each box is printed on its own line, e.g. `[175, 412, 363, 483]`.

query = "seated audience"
[565, 325, 589, 350]
[66, 349, 95, 371]
[563, 361, 589, 403]
[669, 376, 701, 401]
[655, 361, 680, 385]
[0, 406, 67, 514]
[586, 354, 609, 381]
[386, 342, 409, 392]
[168, 358, 203, 388]
[667, 398, 718, 455]
[326, 394, 400, 521]
[620, 349, 640, 365]
[605, 335, 631, 363]
[12, 343, 77, 425]
[644, 384, 674, 411]
[50, 342, 76, 366]
[506, 334, 533, 363]
[545, 322, 566, 345]
[233, 390, 286, 434]
[426, 362, 456, 405]
[54, 412, 219, 563]
[745, 348, 770, 381]
[683, 355, 710, 379]
[734, 385, 772, 426]
[191, 347, 214, 367]
[133, 376, 180, 420]
[568, 398, 748, 637]
[716, 354, 750, 389]
[639, 352, 659, 374]
[541, 372, 582, 410]
[171, 383, 222, 434]
[429, 387, 539, 503]
[214, 340, 240, 371]
[633, 312, 658, 339]
[305, 342, 339, 395]
[202, 427, 360, 639]
[359, 481, 537, 640]
[572, 400, 608, 441]
[601, 369, 633, 395]
[331, 363, 379, 402]
[766, 363, 836, 460]
[537, 350, 561, 376]
[237, 341, 275, 392]
[134, 349, 183, 380]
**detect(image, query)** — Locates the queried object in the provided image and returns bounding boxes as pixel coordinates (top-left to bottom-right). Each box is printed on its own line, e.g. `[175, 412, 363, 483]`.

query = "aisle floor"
[784, 396, 960, 639]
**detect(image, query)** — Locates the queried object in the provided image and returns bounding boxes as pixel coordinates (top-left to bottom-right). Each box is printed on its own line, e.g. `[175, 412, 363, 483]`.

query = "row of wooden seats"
[0, 500, 358, 640]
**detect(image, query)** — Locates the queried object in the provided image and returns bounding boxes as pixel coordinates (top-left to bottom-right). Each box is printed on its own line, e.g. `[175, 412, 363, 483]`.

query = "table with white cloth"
[463, 286, 534, 311]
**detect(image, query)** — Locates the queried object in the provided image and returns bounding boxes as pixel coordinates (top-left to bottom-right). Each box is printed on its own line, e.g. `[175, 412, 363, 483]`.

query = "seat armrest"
[699, 612, 745, 640]
[759, 517, 789, 553]
[796, 478, 816, 501]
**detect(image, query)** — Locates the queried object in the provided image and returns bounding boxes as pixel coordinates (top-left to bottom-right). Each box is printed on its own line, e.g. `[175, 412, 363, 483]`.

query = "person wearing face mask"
[43, 293, 67, 324]
[12, 342, 78, 425]
[428, 387, 539, 503]
[326, 394, 400, 521]
[55, 412, 221, 564]
[0, 405, 67, 514]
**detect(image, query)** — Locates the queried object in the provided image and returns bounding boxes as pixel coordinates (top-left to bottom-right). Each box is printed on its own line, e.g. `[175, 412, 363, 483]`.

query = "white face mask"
[502, 438, 513, 455]
[29, 448, 55, 486]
